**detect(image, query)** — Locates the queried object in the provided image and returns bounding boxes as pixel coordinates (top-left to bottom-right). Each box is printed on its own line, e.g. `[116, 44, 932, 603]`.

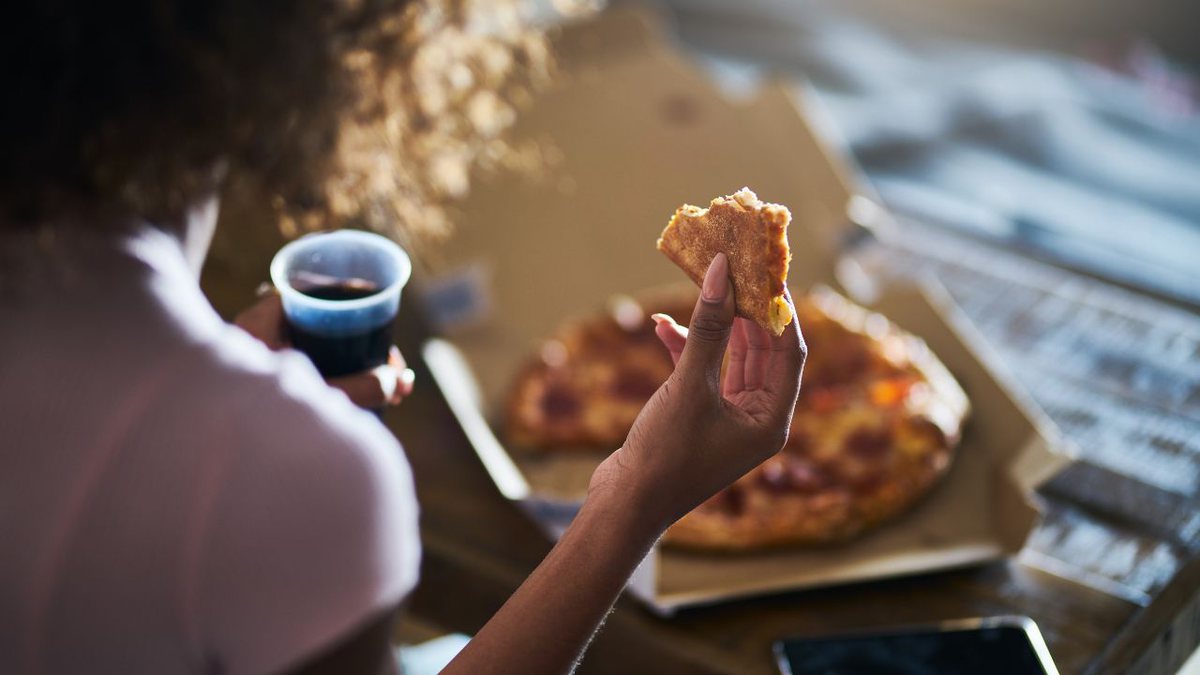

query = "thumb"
[677, 253, 735, 390]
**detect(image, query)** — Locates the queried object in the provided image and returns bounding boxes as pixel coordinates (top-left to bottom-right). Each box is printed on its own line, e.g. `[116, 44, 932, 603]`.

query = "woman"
[0, 2, 805, 673]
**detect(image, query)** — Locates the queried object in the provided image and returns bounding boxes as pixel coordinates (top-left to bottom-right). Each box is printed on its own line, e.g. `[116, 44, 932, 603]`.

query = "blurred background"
[610, 0, 1200, 308]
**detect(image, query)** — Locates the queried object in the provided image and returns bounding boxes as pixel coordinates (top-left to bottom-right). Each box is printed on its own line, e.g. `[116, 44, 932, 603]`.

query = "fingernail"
[400, 368, 416, 387]
[650, 313, 674, 326]
[701, 253, 729, 303]
[374, 365, 398, 400]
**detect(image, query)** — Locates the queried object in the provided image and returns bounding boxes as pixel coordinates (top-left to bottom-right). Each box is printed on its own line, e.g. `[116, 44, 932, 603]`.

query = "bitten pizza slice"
[656, 187, 793, 335]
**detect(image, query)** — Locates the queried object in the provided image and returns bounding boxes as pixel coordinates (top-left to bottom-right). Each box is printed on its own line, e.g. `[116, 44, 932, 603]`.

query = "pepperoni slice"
[818, 342, 871, 385]
[844, 427, 893, 461]
[540, 386, 581, 419]
[611, 370, 662, 401]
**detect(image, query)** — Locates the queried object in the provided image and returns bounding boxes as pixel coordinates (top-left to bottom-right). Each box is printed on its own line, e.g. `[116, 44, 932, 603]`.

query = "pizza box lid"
[416, 7, 1072, 615]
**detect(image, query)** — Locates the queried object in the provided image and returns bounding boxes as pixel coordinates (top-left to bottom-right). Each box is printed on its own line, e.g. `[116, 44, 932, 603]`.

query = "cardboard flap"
[423, 339, 531, 501]
[908, 279, 1076, 493]
[433, 22, 873, 416]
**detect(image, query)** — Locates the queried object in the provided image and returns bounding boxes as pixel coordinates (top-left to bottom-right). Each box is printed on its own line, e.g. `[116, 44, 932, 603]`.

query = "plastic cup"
[270, 229, 411, 378]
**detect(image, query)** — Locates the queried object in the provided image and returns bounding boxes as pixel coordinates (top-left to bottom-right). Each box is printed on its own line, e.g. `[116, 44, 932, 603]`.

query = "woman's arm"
[444, 253, 806, 674]
[443, 485, 661, 674]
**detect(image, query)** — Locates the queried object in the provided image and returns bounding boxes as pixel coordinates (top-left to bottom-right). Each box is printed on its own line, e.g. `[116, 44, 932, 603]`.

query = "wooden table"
[202, 214, 1198, 674]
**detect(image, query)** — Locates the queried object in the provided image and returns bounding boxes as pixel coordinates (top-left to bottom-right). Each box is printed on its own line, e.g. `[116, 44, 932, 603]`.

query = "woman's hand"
[589, 253, 805, 531]
[234, 290, 415, 409]
[445, 255, 803, 674]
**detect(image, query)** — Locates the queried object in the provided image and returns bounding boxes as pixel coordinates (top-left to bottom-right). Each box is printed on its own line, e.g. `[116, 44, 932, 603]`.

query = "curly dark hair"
[0, 0, 549, 238]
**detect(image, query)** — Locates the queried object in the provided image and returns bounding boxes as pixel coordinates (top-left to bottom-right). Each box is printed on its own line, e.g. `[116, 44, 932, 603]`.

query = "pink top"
[0, 226, 421, 674]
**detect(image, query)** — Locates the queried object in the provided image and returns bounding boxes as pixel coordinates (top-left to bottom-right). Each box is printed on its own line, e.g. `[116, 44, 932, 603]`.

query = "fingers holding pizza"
[588, 253, 805, 530]
[652, 304, 795, 399]
[651, 262, 804, 419]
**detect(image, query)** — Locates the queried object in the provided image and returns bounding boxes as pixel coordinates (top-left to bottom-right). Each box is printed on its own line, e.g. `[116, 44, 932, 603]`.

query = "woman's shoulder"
[190, 322, 394, 450]
[198, 320, 420, 519]
[182, 323, 421, 675]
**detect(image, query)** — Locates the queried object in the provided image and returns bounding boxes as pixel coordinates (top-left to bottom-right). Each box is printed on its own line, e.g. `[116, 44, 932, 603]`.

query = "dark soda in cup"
[270, 230, 411, 379]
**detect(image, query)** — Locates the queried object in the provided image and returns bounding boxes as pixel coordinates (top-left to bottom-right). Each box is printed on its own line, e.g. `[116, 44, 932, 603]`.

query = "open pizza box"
[417, 8, 1072, 615]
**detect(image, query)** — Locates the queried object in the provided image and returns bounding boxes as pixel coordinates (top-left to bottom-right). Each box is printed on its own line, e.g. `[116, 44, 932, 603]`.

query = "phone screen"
[775, 620, 1056, 675]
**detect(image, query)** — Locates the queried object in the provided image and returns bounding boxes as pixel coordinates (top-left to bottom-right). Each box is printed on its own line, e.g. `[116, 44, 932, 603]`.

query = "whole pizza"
[506, 287, 970, 551]
[506, 187, 968, 551]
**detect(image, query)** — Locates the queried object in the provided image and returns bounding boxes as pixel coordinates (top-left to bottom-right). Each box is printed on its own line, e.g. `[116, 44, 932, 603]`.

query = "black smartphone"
[773, 616, 1059, 675]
